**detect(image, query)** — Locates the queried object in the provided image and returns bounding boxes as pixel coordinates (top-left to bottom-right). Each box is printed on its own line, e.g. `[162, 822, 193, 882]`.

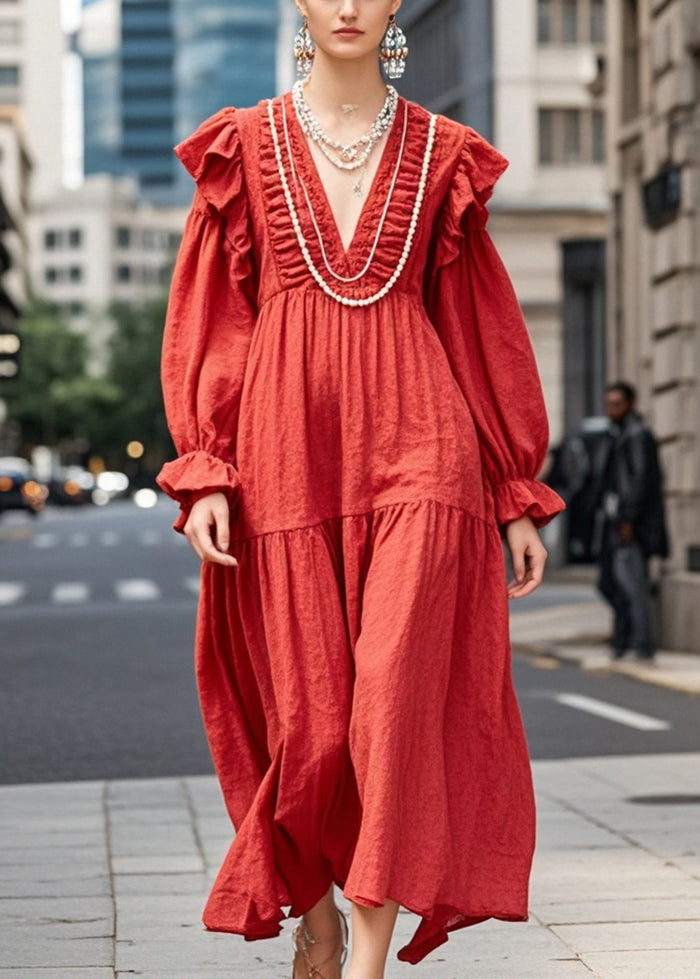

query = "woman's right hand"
[183, 492, 239, 567]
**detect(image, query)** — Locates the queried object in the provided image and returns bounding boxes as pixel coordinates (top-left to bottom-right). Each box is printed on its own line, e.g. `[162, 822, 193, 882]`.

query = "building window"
[622, 0, 640, 121]
[116, 264, 132, 282]
[0, 21, 21, 44]
[68, 266, 82, 283]
[68, 228, 82, 248]
[0, 64, 19, 85]
[44, 230, 60, 250]
[115, 226, 131, 248]
[539, 108, 605, 164]
[537, 0, 605, 45]
[44, 267, 58, 284]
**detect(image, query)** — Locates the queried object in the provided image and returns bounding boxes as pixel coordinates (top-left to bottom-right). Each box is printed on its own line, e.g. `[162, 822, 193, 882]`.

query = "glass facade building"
[81, 0, 278, 204]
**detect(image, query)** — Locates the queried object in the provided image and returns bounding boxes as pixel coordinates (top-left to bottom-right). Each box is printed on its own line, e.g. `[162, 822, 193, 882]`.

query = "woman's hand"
[505, 515, 547, 599]
[184, 492, 239, 567]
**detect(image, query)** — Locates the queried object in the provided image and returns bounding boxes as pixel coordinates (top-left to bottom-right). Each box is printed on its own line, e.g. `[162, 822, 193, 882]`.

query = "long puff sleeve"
[156, 109, 257, 532]
[426, 129, 564, 528]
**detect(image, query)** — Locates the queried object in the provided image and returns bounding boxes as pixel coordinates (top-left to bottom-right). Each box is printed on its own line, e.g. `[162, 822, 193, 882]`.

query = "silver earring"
[380, 15, 408, 80]
[294, 18, 315, 79]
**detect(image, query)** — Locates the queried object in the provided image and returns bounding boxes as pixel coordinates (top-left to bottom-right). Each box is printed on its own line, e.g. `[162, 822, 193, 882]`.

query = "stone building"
[399, 0, 608, 444]
[607, 0, 700, 651]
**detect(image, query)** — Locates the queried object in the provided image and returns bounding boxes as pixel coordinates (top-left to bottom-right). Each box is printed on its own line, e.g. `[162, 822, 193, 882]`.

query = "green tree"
[2, 300, 91, 448]
[105, 297, 170, 471]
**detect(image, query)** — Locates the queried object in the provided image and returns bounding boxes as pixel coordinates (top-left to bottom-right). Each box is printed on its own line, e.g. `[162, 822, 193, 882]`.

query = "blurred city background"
[0, 0, 698, 784]
[0, 8, 699, 976]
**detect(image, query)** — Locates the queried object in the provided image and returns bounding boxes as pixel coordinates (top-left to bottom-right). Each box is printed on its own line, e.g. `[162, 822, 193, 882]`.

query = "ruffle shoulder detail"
[175, 107, 244, 214]
[433, 125, 509, 268]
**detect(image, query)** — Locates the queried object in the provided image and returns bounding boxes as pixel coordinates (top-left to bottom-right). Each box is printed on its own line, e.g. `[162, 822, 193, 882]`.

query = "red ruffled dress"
[157, 93, 564, 964]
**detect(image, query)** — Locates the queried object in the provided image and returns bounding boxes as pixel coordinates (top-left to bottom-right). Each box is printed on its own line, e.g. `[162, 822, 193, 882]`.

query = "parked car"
[0, 467, 49, 517]
[47, 467, 95, 506]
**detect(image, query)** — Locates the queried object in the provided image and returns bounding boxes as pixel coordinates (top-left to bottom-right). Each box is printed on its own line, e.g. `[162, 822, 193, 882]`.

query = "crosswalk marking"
[32, 533, 57, 549]
[140, 529, 161, 546]
[115, 579, 162, 602]
[99, 531, 119, 547]
[51, 582, 91, 605]
[184, 577, 200, 596]
[554, 693, 670, 731]
[0, 583, 26, 606]
[69, 532, 89, 548]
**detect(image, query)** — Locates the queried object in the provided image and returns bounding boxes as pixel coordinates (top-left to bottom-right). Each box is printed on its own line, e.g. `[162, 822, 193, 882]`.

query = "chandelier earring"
[380, 14, 408, 80]
[294, 18, 315, 79]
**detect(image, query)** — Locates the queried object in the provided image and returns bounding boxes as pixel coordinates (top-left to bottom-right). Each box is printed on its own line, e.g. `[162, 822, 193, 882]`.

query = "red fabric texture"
[157, 95, 564, 964]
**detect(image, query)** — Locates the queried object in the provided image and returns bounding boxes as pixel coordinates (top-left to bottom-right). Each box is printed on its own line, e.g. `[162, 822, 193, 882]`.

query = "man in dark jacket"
[596, 382, 669, 661]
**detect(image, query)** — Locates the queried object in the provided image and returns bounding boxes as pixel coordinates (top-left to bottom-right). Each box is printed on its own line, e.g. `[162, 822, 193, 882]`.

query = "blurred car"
[546, 416, 612, 563]
[47, 466, 95, 506]
[0, 467, 49, 517]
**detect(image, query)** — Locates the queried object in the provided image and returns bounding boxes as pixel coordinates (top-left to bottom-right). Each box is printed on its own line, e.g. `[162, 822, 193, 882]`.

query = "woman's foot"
[292, 906, 348, 979]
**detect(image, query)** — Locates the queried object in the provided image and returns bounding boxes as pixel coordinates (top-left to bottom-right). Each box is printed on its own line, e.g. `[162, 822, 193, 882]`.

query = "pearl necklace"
[292, 80, 398, 173]
[283, 95, 408, 284]
[267, 97, 436, 308]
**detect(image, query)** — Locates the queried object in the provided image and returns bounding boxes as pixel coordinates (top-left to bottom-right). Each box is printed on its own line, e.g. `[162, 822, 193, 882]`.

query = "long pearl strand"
[282, 96, 408, 284]
[267, 98, 436, 308]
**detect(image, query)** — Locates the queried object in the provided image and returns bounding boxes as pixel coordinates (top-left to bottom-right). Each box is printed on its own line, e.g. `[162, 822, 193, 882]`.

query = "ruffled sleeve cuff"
[494, 478, 565, 529]
[156, 450, 241, 533]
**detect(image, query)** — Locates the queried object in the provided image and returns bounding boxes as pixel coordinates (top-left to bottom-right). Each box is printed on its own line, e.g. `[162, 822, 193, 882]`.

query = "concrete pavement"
[1, 754, 699, 977]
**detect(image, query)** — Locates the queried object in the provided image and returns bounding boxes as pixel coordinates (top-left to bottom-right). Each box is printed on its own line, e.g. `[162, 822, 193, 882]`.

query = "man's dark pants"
[598, 522, 654, 659]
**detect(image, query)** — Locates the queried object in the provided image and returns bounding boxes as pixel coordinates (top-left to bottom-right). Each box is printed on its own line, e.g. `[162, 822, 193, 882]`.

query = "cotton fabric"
[157, 94, 564, 964]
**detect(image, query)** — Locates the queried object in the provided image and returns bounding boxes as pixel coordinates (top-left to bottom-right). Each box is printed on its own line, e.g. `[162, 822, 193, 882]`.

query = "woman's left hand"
[505, 515, 548, 600]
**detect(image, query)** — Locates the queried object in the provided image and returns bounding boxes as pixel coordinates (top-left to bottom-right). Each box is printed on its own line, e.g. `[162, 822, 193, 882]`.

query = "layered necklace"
[292, 79, 399, 197]
[267, 95, 437, 308]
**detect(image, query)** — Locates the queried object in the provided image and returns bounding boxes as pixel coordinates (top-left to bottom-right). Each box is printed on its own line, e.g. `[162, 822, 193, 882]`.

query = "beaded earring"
[380, 15, 408, 80]
[294, 19, 315, 80]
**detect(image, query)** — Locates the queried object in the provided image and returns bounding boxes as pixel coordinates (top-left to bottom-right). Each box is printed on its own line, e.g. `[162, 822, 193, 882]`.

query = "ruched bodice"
[157, 95, 564, 965]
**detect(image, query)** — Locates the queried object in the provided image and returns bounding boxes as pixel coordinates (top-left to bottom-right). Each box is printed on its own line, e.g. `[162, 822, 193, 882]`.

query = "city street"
[2, 498, 699, 977]
[1, 500, 697, 785]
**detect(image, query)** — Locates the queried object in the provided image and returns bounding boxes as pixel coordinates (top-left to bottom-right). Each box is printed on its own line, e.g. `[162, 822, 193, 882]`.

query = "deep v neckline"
[283, 91, 404, 267]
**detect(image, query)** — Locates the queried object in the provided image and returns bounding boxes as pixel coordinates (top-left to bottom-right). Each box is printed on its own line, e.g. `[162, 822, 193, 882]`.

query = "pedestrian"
[596, 381, 669, 662]
[156, 1, 564, 975]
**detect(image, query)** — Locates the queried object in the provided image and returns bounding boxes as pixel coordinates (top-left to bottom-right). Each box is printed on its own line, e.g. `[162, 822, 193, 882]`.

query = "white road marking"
[554, 693, 670, 731]
[99, 531, 119, 547]
[0, 582, 26, 605]
[184, 577, 200, 596]
[140, 529, 161, 546]
[115, 578, 161, 602]
[33, 533, 57, 548]
[51, 582, 90, 605]
[69, 532, 89, 548]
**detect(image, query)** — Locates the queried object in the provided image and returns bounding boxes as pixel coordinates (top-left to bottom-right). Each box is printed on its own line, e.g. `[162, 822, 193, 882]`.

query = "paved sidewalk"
[510, 584, 700, 694]
[1, 753, 700, 978]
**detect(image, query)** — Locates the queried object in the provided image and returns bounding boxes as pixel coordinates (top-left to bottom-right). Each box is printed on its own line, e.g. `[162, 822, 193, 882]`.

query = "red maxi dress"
[157, 93, 564, 964]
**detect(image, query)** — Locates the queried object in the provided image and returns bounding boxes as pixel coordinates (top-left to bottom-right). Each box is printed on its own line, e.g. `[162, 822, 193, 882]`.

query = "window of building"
[537, 0, 605, 45]
[115, 226, 132, 248]
[622, 0, 640, 121]
[68, 266, 82, 283]
[539, 108, 606, 165]
[44, 230, 59, 250]
[116, 264, 132, 282]
[0, 21, 21, 44]
[68, 301, 85, 317]
[0, 64, 19, 85]
[68, 228, 82, 248]
[44, 267, 58, 284]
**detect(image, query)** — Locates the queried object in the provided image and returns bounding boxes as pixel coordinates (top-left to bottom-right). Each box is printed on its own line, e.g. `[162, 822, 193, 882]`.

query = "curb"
[514, 639, 700, 695]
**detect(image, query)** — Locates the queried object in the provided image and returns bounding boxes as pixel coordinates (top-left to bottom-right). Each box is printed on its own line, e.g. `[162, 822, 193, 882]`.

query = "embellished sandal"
[291, 906, 349, 979]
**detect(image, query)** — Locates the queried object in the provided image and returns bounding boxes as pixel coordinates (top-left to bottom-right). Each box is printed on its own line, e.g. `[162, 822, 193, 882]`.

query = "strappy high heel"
[291, 906, 349, 979]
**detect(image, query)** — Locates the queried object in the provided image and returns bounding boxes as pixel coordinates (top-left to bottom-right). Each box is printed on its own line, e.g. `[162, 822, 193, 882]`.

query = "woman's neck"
[302, 51, 389, 129]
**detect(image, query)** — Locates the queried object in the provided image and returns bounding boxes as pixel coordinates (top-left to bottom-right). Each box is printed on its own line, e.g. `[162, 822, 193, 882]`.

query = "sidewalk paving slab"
[1, 751, 699, 977]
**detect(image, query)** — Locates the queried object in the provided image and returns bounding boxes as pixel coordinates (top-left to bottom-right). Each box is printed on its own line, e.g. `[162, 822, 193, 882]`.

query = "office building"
[81, 0, 278, 204]
[607, 0, 700, 652]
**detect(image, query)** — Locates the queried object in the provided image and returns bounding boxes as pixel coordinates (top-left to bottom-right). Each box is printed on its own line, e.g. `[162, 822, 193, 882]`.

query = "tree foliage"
[1, 297, 170, 472]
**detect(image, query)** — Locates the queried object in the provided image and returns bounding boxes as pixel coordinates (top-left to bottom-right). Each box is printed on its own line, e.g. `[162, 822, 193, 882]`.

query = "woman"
[157, 0, 564, 975]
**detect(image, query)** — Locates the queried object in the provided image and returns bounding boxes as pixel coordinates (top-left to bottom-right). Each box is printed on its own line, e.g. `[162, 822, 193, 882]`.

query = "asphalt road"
[0, 500, 697, 784]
